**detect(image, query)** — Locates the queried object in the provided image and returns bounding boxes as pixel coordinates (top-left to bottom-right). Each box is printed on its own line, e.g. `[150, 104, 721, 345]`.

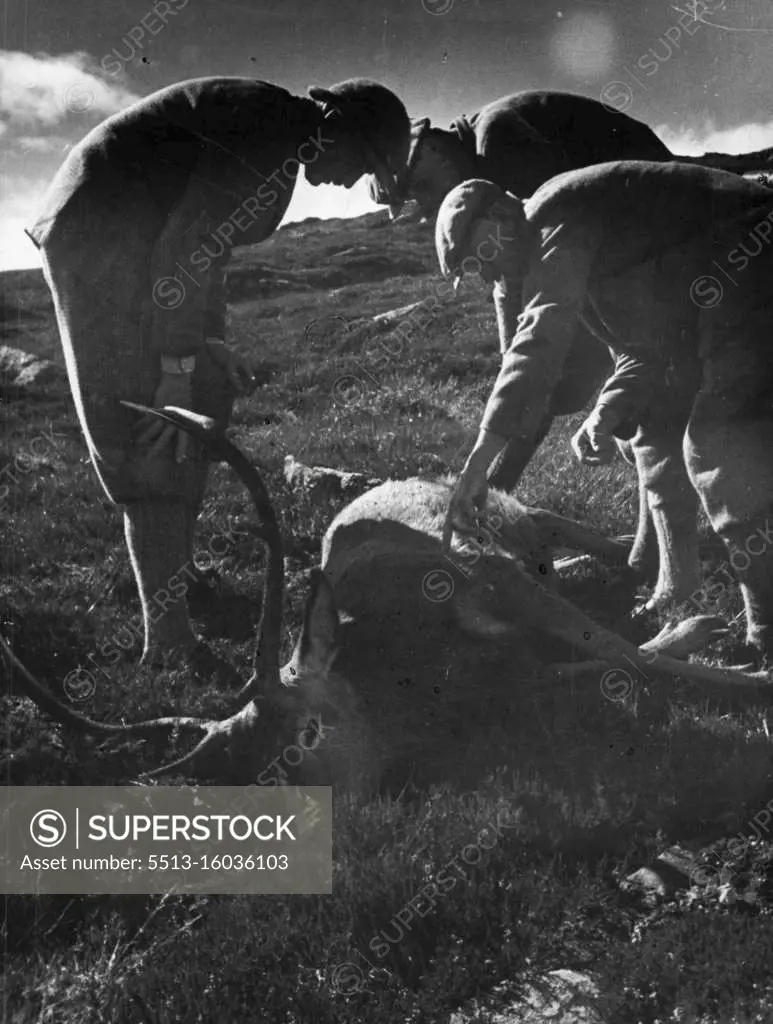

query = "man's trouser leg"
[685, 399, 773, 661]
[40, 220, 234, 665]
[628, 416, 701, 610]
[122, 343, 232, 665]
[123, 496, 204, 662]
[615, 438, 659, 580]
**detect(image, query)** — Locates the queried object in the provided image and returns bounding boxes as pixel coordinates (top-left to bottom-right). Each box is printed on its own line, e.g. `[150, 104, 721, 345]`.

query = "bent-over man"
[440, 163, 773, 662]
[387, 90, 773, 584]
[434, 176, 699, 608]
[27, 75, 410, 676]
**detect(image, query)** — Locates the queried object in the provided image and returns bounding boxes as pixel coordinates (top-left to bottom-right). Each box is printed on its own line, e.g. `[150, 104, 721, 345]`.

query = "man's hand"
[442, 431, 506, 552]
[206, 339, 257, 396]
[446, 462, 489, 537]
[133, 370, 195, 463]
[570, 409, 617, 466]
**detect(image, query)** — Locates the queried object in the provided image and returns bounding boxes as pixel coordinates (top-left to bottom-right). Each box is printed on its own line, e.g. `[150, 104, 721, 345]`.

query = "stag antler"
[121, 405, 285, 706]
[1, 405, 287, 779]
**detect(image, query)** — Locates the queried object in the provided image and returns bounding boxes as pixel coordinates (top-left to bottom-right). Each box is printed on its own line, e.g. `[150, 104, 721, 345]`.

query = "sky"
[2, 0, 773, 270]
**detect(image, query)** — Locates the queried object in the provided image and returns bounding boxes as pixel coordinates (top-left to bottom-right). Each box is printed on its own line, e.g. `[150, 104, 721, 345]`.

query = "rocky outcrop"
[0, 346, 66, 400]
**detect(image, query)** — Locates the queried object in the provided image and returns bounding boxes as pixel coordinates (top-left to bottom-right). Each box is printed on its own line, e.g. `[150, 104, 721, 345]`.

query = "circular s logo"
[63, 667, 97, 702]
[332, 375, 367, 408]
[600, 668, 634, 702]
[153, 276, 186, 309]
[63, 79, 96, 114]
[421, 569, 455, 603]
[600, 81, 633, 113]
[30, 809, 67, 848]
[329, 961, 368, 995]
[690, 275, 723, 309]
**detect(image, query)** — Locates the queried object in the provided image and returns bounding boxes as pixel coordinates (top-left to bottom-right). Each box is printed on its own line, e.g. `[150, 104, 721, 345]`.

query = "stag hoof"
[639, 615, 730, 660]
[733, 640, 771, 674]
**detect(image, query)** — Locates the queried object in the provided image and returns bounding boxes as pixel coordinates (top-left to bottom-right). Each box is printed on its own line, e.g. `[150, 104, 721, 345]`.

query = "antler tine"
[120, 404, 285, 704]
[1, 631, 216, 738]
[3, 406, 284, 781]
[1, 632, 128, 735]
[140, 701, 260, 781]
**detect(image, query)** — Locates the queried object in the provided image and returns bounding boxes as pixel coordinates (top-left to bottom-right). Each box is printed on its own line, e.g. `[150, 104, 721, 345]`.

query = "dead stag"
[1, 407, 770, 790]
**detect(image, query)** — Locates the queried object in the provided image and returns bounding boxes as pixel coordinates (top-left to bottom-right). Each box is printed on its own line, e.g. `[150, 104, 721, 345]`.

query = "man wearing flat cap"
[438, 164, 773, 662]
[393, 90, 773, 595]
[434, 173, 698, 610]
[27, 75, 410, 676]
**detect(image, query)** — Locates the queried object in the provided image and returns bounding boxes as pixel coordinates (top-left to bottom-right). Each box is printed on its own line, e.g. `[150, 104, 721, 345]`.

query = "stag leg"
[467, 558, 769, 693]
[524, 507, 631, 566]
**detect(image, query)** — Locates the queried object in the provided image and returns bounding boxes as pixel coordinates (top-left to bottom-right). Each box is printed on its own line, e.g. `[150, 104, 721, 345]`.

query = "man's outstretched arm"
[446, 220, 598, 535]
[479, 223, 596, 447]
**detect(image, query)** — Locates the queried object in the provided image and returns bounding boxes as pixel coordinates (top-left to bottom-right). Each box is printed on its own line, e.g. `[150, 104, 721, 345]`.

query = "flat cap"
[435, 178, 508, 279]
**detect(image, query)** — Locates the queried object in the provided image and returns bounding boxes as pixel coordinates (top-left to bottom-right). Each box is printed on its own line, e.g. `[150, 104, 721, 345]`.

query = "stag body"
[271, 477, 761, 795]
[3, 412, 768, 789]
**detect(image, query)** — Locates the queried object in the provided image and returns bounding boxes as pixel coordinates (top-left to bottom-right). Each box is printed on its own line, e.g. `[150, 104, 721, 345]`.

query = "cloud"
[656, 118, 773, 156]
[0, 176, 49, 271]
[0, 49, 140, 131]
[13, 135, 73, 154]
[0, 49, 143, 270]
[0, 171, 383, 272]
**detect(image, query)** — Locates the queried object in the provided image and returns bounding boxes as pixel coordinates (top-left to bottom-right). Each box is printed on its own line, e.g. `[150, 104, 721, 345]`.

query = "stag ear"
[295, 569, 341, 676]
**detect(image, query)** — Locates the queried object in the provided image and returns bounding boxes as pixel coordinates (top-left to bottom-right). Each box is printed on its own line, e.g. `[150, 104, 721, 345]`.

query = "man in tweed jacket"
[27, 75, 409, 674]
[439, 164, 773, 661]
[393, 89, 773, 590]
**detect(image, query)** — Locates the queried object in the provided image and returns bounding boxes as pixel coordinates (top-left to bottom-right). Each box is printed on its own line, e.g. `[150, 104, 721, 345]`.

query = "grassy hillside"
[2, 210, 773, 1023]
